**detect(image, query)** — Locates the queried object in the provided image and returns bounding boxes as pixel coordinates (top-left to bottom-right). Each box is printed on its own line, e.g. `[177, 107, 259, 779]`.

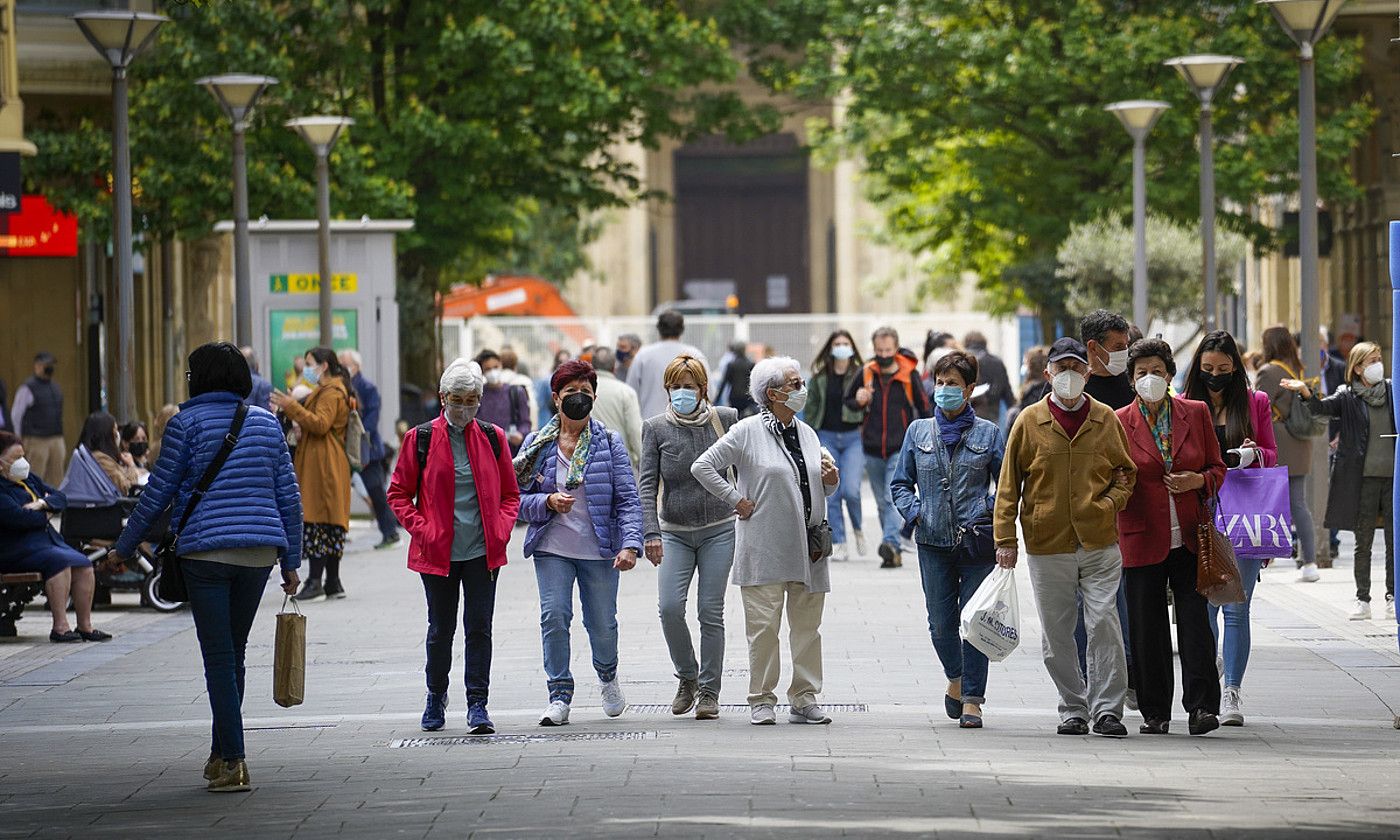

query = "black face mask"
[41, 365, 54, 377]
[560, 393, 594, 421]
[128, 442, 149, 459]
[877, 355, 897, 370]
[1201, 371, 1233, 393]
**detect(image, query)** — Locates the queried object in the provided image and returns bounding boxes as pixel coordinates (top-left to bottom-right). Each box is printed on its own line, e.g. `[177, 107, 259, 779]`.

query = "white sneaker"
[1349, 599, 1372, 621]
[832, 542, 849, 562]
[788, 704, 832, 725]
[600, 678, 626, 717]
[1387, 597, 1396, 620]
[539, 700, 570, 727]
[853, 530, 869, 557]
[1220, 686, 1244, 727]
[750, 704, 776, 725]
[1297, 563, 1320, 583]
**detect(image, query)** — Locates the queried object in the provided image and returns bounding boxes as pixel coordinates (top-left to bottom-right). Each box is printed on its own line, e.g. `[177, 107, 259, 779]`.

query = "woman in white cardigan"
[692, 356, 840, 726]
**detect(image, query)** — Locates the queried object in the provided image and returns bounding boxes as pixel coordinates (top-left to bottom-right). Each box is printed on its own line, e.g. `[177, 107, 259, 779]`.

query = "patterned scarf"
[1137, 396, 1173, 472]
[666, 400, 714, 428]
[512, 414, 592, 490]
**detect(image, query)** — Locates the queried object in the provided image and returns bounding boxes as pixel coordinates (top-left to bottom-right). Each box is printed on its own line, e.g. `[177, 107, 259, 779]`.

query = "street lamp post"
[1106, 100, 1171, 331]
[285, 116, 353, 347]
[1166, 55, 1245, 332]
[197, 74, 278, 348]
[73, 10, 168, 423]
[1260, 0, 1346, 377]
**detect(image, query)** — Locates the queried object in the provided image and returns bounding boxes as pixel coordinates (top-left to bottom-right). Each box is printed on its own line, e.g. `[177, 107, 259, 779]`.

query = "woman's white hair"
[750, 355, 802, 409]
[439, 358, 484, 396]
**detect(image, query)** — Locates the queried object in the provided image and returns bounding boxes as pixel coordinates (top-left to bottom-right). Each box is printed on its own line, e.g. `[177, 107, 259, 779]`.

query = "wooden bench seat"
[0, 572, 45, 637]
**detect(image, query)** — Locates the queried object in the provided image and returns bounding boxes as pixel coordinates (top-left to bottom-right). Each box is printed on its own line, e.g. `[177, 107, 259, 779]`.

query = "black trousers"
[359, 458, 400, 543]
[1123, 547, 1220, 721]
[422, 557, 497, 704]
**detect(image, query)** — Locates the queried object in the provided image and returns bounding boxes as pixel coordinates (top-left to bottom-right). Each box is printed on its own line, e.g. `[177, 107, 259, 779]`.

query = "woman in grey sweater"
[639, 355, 739, 721]
[692, 356, 840, 727]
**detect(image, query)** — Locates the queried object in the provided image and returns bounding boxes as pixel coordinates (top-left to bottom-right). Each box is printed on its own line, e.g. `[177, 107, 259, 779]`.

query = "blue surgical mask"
[669, 388, 700, 415]
[303, 364, 321, 385]
[830, 345, 854, 361]
[934, 385, 966, 411]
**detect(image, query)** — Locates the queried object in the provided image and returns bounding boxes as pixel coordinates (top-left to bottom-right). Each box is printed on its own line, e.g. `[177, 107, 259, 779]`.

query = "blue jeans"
[1208, 555, 1264, 688]
[183, 558, 272, 762]
[360, 459, 400, 543]
[534, 552, 620, 703]
[917, 545, 993, 704]
[863, 454, 902, 546]
[817, 429, 864, 543]
[658, 522, 735, 693]
[422, 558, 497, 704]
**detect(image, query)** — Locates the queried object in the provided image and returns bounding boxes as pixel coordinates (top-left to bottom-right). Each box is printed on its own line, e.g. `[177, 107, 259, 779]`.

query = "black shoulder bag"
[156, 404, 249, 603]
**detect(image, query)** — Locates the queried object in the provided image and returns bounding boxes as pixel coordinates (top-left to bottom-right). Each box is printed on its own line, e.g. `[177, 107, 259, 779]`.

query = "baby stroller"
[58, 446, 183, 613]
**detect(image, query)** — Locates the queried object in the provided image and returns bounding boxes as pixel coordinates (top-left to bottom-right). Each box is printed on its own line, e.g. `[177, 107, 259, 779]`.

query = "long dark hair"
[1184, 330, 1254, 451]
[306, 346, 357, 401]
[812, 329, 863, 374]
[80, 412, 122, 461]
[1260, 325, 1303, 375]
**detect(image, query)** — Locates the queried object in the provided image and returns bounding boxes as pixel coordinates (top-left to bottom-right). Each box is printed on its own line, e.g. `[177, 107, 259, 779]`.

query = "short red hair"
[550, 359, 597, 393]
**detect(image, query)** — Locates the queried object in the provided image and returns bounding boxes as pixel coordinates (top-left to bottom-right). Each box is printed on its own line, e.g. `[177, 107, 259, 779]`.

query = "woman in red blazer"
[1116, 338, 1227, 737]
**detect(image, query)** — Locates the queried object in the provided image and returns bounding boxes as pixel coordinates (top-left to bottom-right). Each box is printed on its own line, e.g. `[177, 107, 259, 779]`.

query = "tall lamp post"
[197, 74, 278, 348]
[1166, 55, 1245, 332]
[1106, 100, 1171, 331]
[1260, 0, 1345, 377]
[73, 10, 168, 423]
[286, 116, 353, 347]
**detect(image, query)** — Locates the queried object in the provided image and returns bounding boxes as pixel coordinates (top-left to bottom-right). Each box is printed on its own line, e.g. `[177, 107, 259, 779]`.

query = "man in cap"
[993, 337, 1137, 738]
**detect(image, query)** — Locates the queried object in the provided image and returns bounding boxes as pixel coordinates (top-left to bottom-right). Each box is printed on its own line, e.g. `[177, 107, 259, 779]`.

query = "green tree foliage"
[26, 0, 769, 385]
[722, 1, 1374, 318]
[1056, 213, 1248, 327]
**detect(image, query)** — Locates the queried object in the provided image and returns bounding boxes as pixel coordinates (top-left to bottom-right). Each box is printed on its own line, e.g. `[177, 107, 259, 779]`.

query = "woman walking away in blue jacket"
[515, 359, 643, 728]
[114, 342, 303, 794]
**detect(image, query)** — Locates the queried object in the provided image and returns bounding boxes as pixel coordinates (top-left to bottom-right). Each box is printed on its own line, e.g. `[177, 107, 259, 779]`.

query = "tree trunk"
[397, 251, 441, 392]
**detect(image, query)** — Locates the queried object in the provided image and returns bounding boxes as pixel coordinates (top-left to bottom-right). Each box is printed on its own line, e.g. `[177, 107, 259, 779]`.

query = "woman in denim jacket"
[892, 350, 1005, 729]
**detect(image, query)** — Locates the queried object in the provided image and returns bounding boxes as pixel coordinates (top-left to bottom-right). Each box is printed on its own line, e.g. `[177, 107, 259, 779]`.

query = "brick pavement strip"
[2, 522, 1400, 838]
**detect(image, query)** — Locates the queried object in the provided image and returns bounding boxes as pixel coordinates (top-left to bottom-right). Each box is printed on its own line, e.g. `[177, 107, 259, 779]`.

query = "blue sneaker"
[421, 692, 448, 732]
[468, 701, 494, 735]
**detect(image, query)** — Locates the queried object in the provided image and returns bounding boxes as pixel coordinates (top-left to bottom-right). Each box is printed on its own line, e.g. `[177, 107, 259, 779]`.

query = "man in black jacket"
[845, 326, 930, 567]
[1080, 310, 1134, 410]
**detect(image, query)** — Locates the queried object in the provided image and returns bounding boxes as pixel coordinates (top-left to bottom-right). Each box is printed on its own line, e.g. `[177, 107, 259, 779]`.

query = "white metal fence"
[441, 312, 1017, 381]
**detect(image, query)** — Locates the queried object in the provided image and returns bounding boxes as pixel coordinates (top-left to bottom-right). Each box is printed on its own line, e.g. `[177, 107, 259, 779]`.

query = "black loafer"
[1189, 709, 1220, 736]
[79, 629, 112, 642]
[1056, 717, 1089, 736]
[1139, 718, 1170, 735]
[1093, 714, 1128, 738]
[49, 630, 82, 643]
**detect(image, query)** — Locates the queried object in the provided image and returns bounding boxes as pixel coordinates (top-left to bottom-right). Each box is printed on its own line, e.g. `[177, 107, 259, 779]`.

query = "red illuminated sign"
[0, 196, 78, 257]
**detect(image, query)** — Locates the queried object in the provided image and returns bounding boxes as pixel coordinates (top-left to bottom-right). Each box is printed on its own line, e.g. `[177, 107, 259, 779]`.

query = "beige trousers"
[741, 582, 825, 708]
[23, 435, 66, 488]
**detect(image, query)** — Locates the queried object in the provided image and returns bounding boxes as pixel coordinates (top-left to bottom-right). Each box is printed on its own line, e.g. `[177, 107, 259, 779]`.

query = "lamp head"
[1164, 55, 1245, 105]
[1257, 0, 1346, 49]
[1105, 100, 1171, 140]
[72, 11, 168, 71]
[285, 116, 355, 154]
[196, 74, 279, 128]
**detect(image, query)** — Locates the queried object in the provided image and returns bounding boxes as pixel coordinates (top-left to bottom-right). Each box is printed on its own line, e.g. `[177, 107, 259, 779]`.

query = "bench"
[0, 572, 44, 637]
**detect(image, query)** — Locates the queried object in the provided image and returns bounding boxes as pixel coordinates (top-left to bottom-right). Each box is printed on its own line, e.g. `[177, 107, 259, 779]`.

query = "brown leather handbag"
[1196, 495, 1246, 606]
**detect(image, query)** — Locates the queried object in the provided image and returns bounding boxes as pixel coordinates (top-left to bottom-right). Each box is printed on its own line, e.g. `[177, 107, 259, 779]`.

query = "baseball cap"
[1047, 337, 1089, 365]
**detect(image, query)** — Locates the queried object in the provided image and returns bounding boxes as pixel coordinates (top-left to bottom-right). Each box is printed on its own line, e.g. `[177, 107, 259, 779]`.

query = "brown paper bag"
[273, 597, 306, 708]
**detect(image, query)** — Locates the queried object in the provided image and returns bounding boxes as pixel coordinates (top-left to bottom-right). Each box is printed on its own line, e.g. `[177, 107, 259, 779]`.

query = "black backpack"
[414, 420, 502, 473]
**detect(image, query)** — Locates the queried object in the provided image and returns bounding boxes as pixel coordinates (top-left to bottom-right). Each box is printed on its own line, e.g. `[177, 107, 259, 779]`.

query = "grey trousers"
[658, 522, 736, 693]
[1354, 476, 1395, 603]
[1026, 544, 1128, 723]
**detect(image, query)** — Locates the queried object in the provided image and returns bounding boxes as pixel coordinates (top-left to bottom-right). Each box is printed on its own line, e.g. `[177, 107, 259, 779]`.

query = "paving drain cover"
[625, 703, 868, 714]
[389, 731, 661, 748]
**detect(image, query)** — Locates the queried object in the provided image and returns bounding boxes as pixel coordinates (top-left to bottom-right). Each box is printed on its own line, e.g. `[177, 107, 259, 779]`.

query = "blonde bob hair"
[1345, 341, 1383, 385]
[662, 354, 709, 394]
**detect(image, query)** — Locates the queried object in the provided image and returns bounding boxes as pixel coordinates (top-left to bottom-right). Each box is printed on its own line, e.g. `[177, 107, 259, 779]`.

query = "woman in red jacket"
[388, 359, 520, 736]
[1116, 338, 1227, 737]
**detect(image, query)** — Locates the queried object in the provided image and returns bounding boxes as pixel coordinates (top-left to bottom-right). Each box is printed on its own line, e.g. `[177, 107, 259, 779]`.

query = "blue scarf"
[938, 405, 976, 451]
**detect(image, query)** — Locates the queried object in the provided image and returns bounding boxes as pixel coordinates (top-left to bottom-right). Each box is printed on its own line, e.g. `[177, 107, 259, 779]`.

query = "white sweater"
[691, 414, 834, 593]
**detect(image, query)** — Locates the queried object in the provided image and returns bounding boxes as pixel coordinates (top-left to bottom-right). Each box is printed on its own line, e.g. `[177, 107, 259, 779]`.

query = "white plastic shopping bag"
[960, 566, 1020, 662]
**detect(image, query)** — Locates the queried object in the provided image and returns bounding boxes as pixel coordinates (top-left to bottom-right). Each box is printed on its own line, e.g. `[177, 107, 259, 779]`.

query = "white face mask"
[1105, 349, 1129, 377]
[1052, 370, 1086, 402]
[1363, 362, 1385, 386]
[485, 370, 504, 386]
[773, 387, 808, 414]
[6, 456, 30, 482]
[1134, 373, 1168, 403]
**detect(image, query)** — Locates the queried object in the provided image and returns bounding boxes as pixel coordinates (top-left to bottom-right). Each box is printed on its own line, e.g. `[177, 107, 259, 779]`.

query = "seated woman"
[120, 421, 151, 477]
[81, 412, 140, 497]
[0, 431, 111, 643]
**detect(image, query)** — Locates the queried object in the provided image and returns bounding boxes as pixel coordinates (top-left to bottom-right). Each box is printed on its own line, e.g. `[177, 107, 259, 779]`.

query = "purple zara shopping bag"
[1213, 466, 1294, 560]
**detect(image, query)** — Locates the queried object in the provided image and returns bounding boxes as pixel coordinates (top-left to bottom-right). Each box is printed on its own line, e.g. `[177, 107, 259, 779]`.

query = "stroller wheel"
[144, 563, 185, 613]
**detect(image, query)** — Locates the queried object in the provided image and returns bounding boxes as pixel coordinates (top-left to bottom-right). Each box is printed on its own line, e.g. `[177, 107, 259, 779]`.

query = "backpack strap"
[414, 421, 434, 473]
[477, 419, 502, 460]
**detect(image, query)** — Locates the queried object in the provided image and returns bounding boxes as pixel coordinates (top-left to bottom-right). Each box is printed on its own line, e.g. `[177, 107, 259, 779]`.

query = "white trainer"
[539, 700, 570, 727]
[853, 530, 869, 557]
[750, 704, 777, 725]
[1220, 686, 1244, 727]
[1297, 563, 1320, 583]
[788, 704, 833, 725]
[1349, 599, 1372, 621]
[600, 679, 626, 718]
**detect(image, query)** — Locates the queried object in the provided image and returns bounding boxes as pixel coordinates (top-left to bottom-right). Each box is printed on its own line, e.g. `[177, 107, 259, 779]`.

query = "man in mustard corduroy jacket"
[994, 337, 1137, 738]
